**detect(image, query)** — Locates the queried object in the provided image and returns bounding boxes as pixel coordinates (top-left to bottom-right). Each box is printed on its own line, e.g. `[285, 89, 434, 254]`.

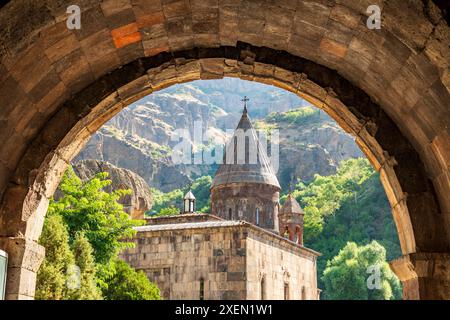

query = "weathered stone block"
[80, 29, 117, 62]
[294, 0, 331, 28]
[319, 37, 348, 59]
[200, 58, 224, 79]
[73, 6, 108, 40]
[162, 0, 190, 18]
[0, 237, 45, 272]
[111, 23, 142, 49]
[101, 0, 133, 17]
[227, 271, 246, 281]
[44, 34, 80, 63]
[329, 4, 360, 28]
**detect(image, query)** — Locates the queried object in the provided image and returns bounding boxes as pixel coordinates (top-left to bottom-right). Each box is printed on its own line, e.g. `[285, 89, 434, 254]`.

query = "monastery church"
[120, 100, 320, 300]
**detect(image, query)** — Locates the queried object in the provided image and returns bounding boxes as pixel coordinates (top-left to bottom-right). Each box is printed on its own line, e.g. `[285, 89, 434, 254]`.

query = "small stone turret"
[183, 190, 196, 214]
[279, 194, 305, 245]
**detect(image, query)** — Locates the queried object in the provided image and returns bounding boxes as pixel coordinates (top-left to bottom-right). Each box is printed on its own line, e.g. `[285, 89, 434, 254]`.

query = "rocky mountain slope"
[75, 79, 362, 192]
[257, 108, 362, 188]
[72, 160, 152, 219]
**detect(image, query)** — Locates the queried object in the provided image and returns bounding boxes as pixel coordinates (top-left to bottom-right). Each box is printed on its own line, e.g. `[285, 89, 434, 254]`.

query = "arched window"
[295, 225, 301, 244]
[284, 282, 289, 300]
[301, 286, 306, 300]
[228, 208, 232, 220]
[255, 208, 260, 226]
[283, 226, 290, 239]
[199, 278, 205, 300]
[260, 277, 265, 300]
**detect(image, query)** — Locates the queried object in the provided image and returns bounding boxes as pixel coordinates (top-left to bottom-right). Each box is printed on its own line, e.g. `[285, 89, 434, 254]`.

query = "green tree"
[279, 158, 402, 297]
[68, 232, 102, 300]
[36, 214, 75, 300]
[150, 175, 212, 215]
[322, 241, 402, 300]
[279, 158, 379, 241]
[39, 167, 161, 300]
[190, 175, 212, 211]
[156, 206, 180, 216]
[266, 106, 321, 126]
[100, 259, 161, 300]
[49, 167, 144, 264]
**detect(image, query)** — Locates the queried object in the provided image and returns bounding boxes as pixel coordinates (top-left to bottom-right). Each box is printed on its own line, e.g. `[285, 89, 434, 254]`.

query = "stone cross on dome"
[241, 96, 249, 114]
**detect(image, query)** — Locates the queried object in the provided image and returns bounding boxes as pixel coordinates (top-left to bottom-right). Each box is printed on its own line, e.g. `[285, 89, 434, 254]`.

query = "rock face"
[72, 160, 152, 220]
[272, 112, 362, 189]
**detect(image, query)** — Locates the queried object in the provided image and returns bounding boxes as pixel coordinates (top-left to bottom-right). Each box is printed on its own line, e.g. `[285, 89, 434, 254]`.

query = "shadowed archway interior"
[0, 0, 449, 300]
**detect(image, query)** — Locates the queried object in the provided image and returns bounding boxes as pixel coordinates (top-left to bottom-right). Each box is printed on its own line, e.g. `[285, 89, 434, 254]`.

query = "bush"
[322, 241, 402, 300]
[150, 175, 212, 215]
[266, 107, 321, 126]
[36, 214, 75, 300]
[99, 259, 161, 300]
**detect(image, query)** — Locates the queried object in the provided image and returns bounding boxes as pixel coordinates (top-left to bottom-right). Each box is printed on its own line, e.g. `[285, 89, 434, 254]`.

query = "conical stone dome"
[212, 106, 281, 190]
[280, 194, 304, 215]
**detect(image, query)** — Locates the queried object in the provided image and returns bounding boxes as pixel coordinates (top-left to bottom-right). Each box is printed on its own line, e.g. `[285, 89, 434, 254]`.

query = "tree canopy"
[150, 175, 212, 215]
[322, 241, 402, 300]
[37, 167, 161, 300]
[49, 167, 142, 264]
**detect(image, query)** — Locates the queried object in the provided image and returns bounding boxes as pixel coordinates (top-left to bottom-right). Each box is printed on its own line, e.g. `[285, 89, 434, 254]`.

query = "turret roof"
[211, 105, 281, 189]
[280, 194, 304, 215]
[184, 190, 196, 200]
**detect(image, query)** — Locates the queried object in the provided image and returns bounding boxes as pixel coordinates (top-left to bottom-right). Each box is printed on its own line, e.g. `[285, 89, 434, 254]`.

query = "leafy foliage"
[150, 188, 184, 215]
[290, 159, 402, 295]
[281, 158, 374, 234]
[69, 232, 103, 300]
[150, 175, 212, 215]
[48, 167, 144, 264]
[37, 167, 160, 300]
[322, 241, 402, 300]
[36, 214, 76, 300]
[266, 106, 321, 126]
[100, 259, 161, 300]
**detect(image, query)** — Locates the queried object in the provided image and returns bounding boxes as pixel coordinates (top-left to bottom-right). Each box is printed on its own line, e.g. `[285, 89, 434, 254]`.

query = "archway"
[0, 0, 448, 300]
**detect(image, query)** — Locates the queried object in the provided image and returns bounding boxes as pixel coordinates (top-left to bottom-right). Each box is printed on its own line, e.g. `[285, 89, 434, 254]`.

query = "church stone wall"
[120, 226, 248, 300]
[211, 183, 280, 232]
[245, 230, 319, 300]
[120, 220, 319, 300]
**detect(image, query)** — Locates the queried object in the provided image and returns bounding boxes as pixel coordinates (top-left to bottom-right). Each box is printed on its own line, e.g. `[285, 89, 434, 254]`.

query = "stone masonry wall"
[120, 225, 247, 300]
[246, 230, 319, 300]
[119, 221, 319, 300]
[211, 183, 280, 232]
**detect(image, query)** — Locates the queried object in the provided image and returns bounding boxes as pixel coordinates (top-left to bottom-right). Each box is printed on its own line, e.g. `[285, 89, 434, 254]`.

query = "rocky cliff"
[72, 160, 153, 219]
[257, 109, 362, 189]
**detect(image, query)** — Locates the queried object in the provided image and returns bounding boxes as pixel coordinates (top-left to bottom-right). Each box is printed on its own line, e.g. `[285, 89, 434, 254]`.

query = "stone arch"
[283, 226, 291, 240]
[260, 275, 265, 300]
[294, 225, 301, 245]
[255, 207, 260, 226]
[0, 0, 448, 300]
